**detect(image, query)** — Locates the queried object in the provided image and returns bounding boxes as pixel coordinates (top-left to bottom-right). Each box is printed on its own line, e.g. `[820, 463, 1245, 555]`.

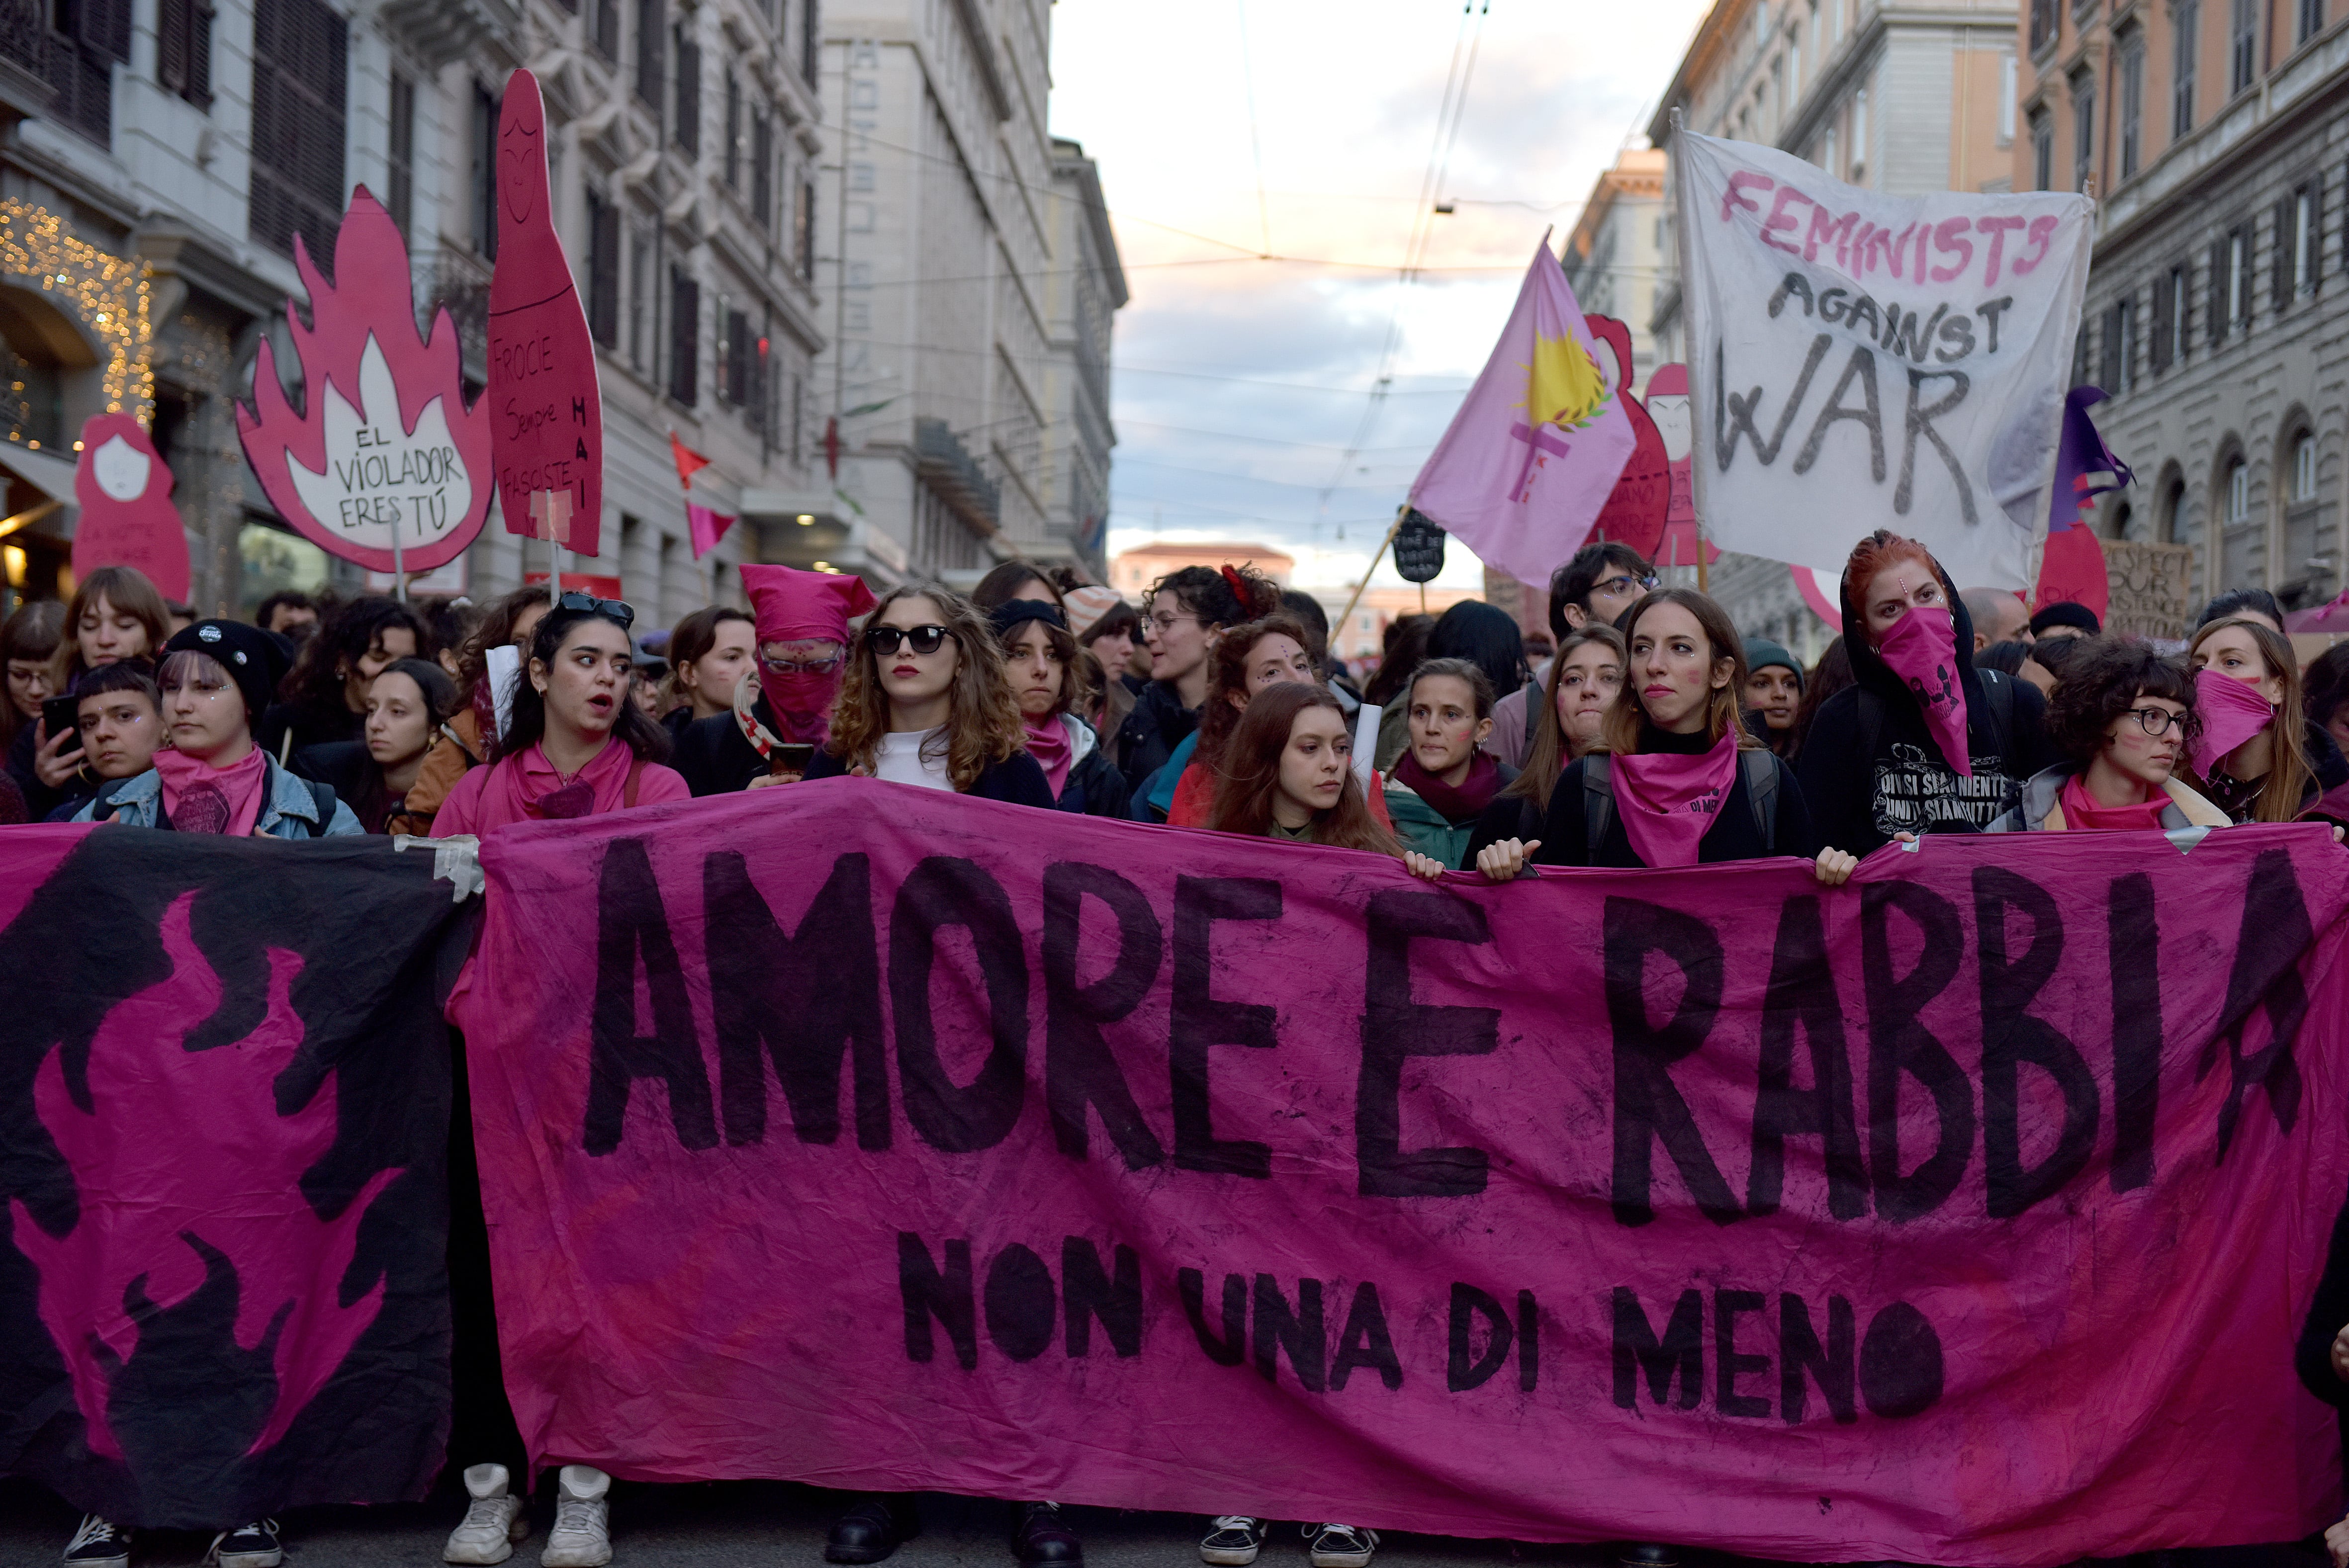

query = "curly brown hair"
[1207, 682, 1402, 856]
[825, 582, 1025, 790]
[1193, 613, 1311, 772]
[2043, 635, 2200, 764]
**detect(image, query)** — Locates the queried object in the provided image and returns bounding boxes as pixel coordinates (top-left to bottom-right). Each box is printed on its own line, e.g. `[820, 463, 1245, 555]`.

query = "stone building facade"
[2023, 0, 2349, 608]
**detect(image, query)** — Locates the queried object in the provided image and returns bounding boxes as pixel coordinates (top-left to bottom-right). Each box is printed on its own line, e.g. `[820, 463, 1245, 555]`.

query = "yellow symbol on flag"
[1518, 331, 1607, 431]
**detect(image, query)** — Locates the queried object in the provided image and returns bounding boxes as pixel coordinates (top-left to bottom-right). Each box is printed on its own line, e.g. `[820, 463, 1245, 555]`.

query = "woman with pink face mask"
[2185, 616, 2319, 822]
[1795, 529, 2060, 854]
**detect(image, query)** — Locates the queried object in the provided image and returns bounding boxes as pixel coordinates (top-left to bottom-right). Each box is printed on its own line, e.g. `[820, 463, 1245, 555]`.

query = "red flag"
[669, 432, 712, 488]
[2031, 388, 2133, 624]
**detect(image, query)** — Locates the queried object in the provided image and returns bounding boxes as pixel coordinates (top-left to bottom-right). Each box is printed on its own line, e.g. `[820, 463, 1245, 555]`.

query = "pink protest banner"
[458, 786, 2349, 1566]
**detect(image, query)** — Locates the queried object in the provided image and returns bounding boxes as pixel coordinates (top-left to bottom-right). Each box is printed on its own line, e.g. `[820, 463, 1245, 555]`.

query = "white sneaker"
[1199, 1517, 1268, 1566]
[446, 1463, 533, 1565]
[1306, 1524, 1378, 1568]
[62, 1515, 130, 1568]
[540, 1464, 612, 1568]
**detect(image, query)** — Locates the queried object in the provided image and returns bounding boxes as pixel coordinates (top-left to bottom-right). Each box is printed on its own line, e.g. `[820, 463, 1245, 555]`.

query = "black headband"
[990, 599, 1067, 640]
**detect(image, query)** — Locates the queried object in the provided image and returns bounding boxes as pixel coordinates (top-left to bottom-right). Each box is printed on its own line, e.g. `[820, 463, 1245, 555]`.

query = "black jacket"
[1058, 740, 1131, 819]
[258, 699, 361, 765]
[6, 719, 92, 822]
[674, 699, 786, 796]
[1465, 791, 1545, 863]
[1534, 726, 1819, 869]
[1114, 680, 1198, 797]
[1797, 573, 2057, 856]
[806, 743, 1057, 808]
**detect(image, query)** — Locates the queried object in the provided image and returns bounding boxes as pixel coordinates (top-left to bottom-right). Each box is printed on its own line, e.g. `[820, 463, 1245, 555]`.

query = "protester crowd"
[9, 530, 2349, 1568]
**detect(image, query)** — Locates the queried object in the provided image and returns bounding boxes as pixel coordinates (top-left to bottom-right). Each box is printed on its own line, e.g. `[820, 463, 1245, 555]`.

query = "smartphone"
[41, 694, 80, 755]
[771, 742, 815, 775]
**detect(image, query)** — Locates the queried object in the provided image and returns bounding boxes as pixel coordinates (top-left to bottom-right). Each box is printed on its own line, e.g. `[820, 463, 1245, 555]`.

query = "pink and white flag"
[1408, 240, 1637, 586]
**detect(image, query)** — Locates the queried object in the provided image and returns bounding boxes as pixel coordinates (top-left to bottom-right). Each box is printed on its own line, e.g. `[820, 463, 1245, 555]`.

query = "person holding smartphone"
[42, 664, 166, 818]
[673, 564, 878, 795]
[9, 565, 170, 820]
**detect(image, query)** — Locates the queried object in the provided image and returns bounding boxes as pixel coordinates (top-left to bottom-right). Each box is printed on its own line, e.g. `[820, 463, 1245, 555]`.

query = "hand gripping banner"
[459, 786, 2349, 1566]
[0, 827, 477, 1528]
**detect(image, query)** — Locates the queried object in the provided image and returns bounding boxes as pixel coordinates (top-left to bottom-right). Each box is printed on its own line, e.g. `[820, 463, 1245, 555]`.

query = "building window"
[386, 72, 414, 238]
[673, 23, 700, 156]
[2297, 184, 2318, 293]
[470, 82, 498, 260]
[586, 189, 620, 348]
[635, 0, 663, 110]
[1999, 53, 2017, 140]
[2153, 260, 2187, 367]
[721, 306, 750, 406]
[753, 112, 774, 229]
[627, 226, 650, 370]
[157, 0, 213, 107]
[2071, 70, 2096, 191]
[1824, 121, 1839, 176]
[2231, 0, 2257, 92]
[2226, 456, 2250, 524]
[591, 0, 618, 59]
[795, 178, 815, 279]
[2030, 0, 2057, 52]
[802, 0, 819, 88]
[2031, 109, 2053, 189]
[249, 0, 348, 261]
[723, 72, 739, 189]
[669, 266, 699, 405]
[2173, 0, 2199, 134]
[2118, 34, 2143, 179]
[2229, 226, 2247, 324]
[1852, 86, 1868, 178]
[2296, 433, 2319, 499]
[2302, 0, 2324, 45]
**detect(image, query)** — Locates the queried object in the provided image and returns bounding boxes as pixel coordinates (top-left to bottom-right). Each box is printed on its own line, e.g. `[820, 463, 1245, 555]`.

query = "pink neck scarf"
[1023, 714, 1074, 797]
[2190, 667, 2276, 779]
[2060, 771, 2168, 833]
[1611, 729, 1739, 868]
[154, 746, 268, 837]
[1875, 605, 1973, 776]
[483, 737, 634, 830]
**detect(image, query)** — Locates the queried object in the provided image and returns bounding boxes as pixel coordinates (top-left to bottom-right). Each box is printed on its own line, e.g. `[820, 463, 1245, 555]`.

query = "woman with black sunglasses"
[805, 581, 1055, 807]
[432, 595, 689, 837]
[1984, 635, 2229, 834]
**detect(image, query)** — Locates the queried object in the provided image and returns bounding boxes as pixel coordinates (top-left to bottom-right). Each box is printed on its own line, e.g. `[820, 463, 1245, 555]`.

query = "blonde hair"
[824, 581, 1025, 791]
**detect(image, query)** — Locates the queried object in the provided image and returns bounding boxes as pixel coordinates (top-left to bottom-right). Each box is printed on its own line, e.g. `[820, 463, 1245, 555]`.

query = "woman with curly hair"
[1986, 634, 2228, 833]
[805, 581, 1053, 805]
[1115, 561, 1282, 798]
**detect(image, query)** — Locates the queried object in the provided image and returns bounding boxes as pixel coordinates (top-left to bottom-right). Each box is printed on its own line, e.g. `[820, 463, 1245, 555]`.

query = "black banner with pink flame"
[0, 825, 477, 1528]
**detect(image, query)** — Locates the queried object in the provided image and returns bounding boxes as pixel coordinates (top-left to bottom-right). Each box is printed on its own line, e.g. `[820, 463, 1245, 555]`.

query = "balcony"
[373, 0, 522, 69]
[914, 417, 999, 535]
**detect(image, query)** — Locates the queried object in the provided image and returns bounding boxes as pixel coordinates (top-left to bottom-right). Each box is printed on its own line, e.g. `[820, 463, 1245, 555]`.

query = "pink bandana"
[1611, 730, 1739, 869]
[1876, 605, 1973, 776]
[2191, 667, 2276, 779]
[153, 747, 268, 837]
[1023, 715, 1074, 798]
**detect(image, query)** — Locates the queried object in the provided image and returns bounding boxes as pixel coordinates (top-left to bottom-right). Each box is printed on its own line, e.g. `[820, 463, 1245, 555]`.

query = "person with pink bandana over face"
[671, 564, 878, 795]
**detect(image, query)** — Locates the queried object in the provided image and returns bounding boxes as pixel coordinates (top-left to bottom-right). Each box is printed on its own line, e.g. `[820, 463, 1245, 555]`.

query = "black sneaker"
[1306, 1524, 1378, 1568]
[63, 1516, 129, 1568]
[825, 1495, 919, 1565]
[207, 1519, 284, 1568]
[1010, 1502, 1083, 1568]
[1200, 1517, 1269, 1566]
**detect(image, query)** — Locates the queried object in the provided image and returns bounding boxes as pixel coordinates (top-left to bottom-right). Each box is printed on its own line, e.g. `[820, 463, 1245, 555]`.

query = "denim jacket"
[72, 756, 363, 837]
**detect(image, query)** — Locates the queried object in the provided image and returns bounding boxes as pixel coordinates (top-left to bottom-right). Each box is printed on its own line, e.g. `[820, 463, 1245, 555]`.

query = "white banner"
[1676, 132, 2093, 592]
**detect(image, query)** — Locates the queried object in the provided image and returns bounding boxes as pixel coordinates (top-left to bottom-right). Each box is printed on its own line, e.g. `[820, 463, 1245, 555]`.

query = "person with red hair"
[1795, 529, 2058, 854]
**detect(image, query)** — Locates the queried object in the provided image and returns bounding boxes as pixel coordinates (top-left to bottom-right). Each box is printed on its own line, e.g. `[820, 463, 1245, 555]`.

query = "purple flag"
[1408, 241, 1638, 585]
[2032, 387, 2133, 622]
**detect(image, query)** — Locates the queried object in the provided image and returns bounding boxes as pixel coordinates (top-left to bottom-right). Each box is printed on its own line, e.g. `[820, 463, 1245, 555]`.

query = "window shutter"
[2209, 239, 2228, 340]
[2099, 303, 2122, 389]
[675, 30, 700, 155]
[187, 0, 210, 103]
[670, 268, 699, 405]
[635, 0, 662, 108]
[158, 0, 187, 92]
[2274, 199, 2293, 307]
[587, 193, 620, 347]
[2313, 176, 2328, 294]
[753, 112, 773, 227]
[2151, 270, 2173, 369]
[81, 0, 130, 65]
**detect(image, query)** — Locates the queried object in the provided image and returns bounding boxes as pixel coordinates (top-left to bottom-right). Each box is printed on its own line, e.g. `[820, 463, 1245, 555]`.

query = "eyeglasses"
[1148, 612, 1201, 634]
[2126, 706, 2189, 737]
[866, 624, 957, 656]
[763, 653, 843, 676]
[1592, 574, 1661, 599]
[557, 591, 635, 628]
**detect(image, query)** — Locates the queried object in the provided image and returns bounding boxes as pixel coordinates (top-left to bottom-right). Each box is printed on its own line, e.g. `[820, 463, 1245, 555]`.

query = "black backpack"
[1582, 748, 1784, 858]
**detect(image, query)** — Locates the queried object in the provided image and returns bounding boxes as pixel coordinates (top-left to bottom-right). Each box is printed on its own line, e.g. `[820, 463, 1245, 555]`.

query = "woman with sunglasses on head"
[994, 597, 1130, 817]
[432, 595, 687, 839]
[2185, 616, 2321, 823]
[805, 582, 1055, 807]
[1467, 624, 1625, 863]
[673, 565, 878, 795]
[1986, 635, 2228, 833]
[1115, 563, 1283, 800]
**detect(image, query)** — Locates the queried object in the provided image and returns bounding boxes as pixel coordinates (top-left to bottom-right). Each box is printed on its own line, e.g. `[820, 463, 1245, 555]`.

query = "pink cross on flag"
[1408, 238, 1638, 586]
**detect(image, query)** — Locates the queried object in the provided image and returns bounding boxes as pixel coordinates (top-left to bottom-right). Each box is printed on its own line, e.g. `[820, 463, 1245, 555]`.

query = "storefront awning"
[0, 440, 77, 504]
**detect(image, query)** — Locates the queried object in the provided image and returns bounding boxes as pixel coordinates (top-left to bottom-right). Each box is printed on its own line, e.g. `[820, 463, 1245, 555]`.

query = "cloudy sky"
[1047, 0, 1713, 593]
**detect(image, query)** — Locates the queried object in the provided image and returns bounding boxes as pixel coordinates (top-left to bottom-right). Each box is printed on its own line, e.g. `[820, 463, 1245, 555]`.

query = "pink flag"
[1408, 240, 1637, 586]
[685, 502, 735, 559]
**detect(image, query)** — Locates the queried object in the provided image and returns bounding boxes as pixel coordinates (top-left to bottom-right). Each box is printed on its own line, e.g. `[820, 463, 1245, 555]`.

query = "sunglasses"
[557, 591, 635, 629]
[1593, 573, 1661, 598]
[866, 624, 957, 656]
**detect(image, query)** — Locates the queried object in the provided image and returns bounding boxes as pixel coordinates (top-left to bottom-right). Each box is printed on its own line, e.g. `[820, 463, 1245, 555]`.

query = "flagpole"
[1696, 520, 1708, 594]
[1335, 508, 1407, 641]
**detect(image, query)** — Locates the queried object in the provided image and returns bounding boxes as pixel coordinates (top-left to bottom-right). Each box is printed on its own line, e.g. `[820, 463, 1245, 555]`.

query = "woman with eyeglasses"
[2185, 615, 2321, 823]
[804, 582, 1055, 806]
[1797, 529, 2059, 854]
[1113, 562, 1283, 799]
[673, 565, 877, 795]
[431, 595, 688, 838]
[1985, 635, 2229, 833]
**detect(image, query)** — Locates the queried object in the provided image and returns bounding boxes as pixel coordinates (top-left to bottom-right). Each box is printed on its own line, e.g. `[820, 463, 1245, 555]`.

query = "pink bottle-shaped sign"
[70, 414, 190, 601]
[489, 69, 603, 559]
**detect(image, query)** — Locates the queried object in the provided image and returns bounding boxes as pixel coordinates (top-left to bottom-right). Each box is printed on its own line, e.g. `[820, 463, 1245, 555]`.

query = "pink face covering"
[153, 746, 268, 836]
[761, 668, 841, 745]
[1611, 729, 1739, 869]
[1875, 604, 1973, 776]
[2191, 666, 2275, 778]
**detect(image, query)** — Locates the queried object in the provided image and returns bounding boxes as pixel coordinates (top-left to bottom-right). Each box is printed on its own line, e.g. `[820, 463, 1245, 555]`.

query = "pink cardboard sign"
[1581, 316, 1668, 561]
[70, 414, 189, 600]
[489, 69, 603, 559]
[238, 187, 491, 575]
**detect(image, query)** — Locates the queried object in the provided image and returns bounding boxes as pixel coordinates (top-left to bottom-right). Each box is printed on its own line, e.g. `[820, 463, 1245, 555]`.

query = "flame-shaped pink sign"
[237, 187, 491, 574]
[6, 893, 399, 1459]
[71, 413, 190, 600]
[489, 69, 603, 559]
